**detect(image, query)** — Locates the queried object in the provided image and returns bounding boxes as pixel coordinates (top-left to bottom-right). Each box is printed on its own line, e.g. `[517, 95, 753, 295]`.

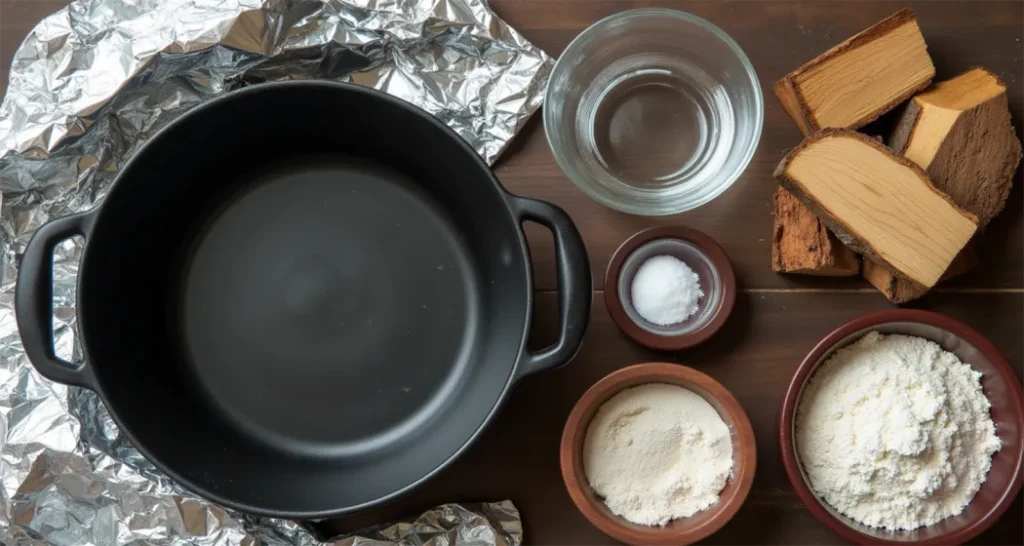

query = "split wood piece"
[774, 8, 935, 135]
[774, 129, 978, 290]
[863, 242, 979, 304]
[890, 67, 1022, 226]
[772, 187, 860, 276]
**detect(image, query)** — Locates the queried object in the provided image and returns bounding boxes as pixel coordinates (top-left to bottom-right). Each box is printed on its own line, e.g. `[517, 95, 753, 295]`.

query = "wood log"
[774, 129, 978, 290]
[771, 187, 860, 276]
[890, 67, 1022, 226]
[774, 8, 935, 135]
[863, 242, 978, 304]
[864, 68, 1021, 302]
[771, 9, 934, 278]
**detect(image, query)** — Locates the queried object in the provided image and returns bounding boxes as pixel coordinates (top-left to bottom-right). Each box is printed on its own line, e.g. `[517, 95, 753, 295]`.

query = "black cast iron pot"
[15, 81, 591, 518]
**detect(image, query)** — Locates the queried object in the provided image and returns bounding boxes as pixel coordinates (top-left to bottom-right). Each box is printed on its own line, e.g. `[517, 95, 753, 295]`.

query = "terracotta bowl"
[560, 363, 756, 545]
[779, 309, 1024, 545]
[605, 226, 736, 350]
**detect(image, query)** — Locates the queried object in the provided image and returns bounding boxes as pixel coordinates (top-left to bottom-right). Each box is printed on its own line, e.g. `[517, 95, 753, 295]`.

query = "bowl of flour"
[560, 363, 756, 546]
[780, 310, 1024, 545]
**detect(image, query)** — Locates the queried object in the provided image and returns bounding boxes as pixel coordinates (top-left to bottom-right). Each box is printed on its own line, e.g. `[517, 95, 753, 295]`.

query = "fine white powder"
[630, 255, 703, 325]
[583, 383, 733, 526]
[796, 332, 1001, 531]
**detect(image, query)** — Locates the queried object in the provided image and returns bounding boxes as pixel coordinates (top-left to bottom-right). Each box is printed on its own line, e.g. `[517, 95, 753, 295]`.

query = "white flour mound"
[583, 383, 733, 526]
[796, 332, 1001, 531]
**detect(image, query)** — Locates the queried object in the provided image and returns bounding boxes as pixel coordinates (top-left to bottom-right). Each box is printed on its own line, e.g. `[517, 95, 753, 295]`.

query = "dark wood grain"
[1, 1, 1021, 545]
[491, 0, 1024, 292]
[319, 292, 1023, 545]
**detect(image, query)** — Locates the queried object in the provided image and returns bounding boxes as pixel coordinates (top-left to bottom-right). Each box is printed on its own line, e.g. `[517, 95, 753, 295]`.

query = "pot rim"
[71, 80, 541, 518]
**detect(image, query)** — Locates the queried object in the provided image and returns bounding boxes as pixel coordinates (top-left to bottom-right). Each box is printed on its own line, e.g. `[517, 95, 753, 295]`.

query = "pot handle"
[15, 211, 97, 389]
[509, 196, 591, 380]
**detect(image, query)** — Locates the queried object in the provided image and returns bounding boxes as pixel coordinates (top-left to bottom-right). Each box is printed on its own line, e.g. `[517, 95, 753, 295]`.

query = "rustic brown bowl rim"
[604, 226, 736, 350]
[779, 309, 1024, 545]
[560, 362, 756, 545]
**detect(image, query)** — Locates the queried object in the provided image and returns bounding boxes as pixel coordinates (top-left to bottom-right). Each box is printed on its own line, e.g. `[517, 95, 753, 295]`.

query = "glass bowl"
[544, 9, 763, 216]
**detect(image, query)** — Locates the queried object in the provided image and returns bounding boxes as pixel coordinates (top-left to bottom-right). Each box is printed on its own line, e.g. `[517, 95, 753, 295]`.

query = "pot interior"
[75, 83, 531, 515]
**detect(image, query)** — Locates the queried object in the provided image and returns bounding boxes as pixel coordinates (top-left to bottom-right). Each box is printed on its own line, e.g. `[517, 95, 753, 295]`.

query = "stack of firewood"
[770, 8, 1021, 303]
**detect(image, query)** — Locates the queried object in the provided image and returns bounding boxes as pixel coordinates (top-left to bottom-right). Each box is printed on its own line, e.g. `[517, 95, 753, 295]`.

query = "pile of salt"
[630, 255, 703, 325]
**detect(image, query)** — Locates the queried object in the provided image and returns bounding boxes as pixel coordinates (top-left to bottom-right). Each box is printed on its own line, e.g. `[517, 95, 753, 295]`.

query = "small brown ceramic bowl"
[780, 309, 1024, 545]
[605, 226, 736, 351]
[561, 363, 756, 546]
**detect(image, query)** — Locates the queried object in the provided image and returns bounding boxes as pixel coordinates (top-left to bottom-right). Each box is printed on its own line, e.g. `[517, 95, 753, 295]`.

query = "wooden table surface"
[2, 1, 1022, 544]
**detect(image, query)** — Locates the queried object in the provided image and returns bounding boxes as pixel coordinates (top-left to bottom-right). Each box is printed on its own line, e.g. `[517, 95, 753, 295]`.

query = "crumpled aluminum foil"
[0, 0, 550, 543]
[334, 501, 522, 546]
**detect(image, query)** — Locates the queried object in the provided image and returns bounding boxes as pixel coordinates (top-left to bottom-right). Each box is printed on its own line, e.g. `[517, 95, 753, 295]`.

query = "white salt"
[630, 255, 703, 325]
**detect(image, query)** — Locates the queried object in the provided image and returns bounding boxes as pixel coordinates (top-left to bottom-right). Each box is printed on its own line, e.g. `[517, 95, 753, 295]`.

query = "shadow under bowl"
[779, 309, 1024, 545]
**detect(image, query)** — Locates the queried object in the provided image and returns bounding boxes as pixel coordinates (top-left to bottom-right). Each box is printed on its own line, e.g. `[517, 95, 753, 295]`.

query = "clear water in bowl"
[580, 54, 735, 189]
[544, 8, 762, 216]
